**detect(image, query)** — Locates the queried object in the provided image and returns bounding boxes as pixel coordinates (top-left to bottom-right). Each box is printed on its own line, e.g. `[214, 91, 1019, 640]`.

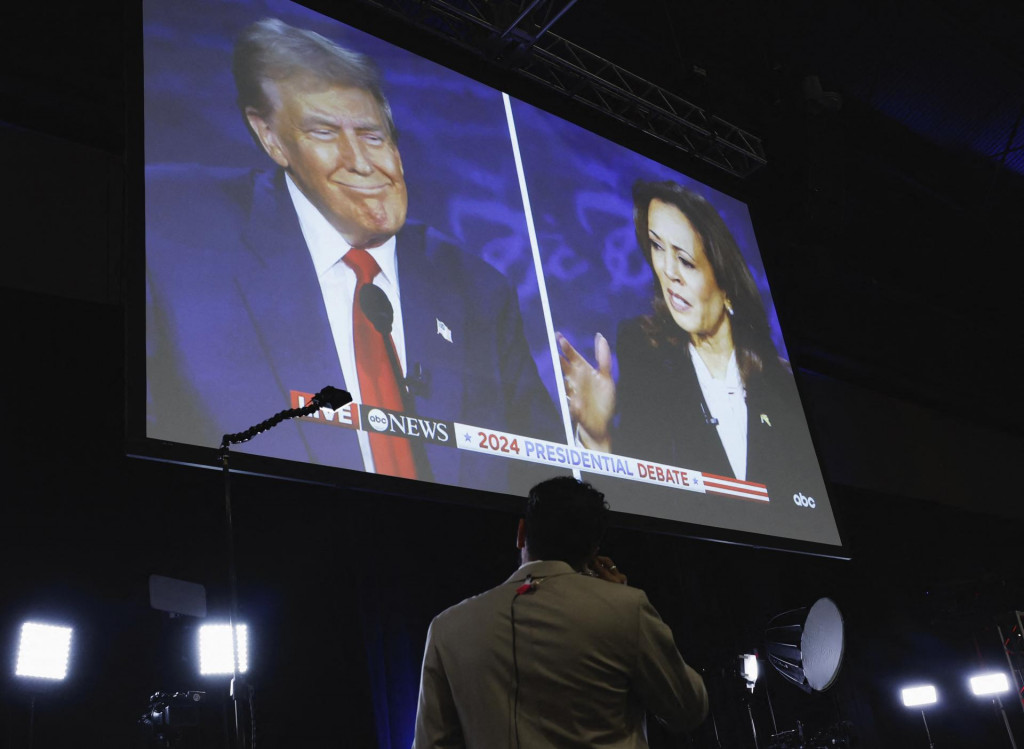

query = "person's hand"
[586, 555, 627, 585]
[557, 332, 615, 452]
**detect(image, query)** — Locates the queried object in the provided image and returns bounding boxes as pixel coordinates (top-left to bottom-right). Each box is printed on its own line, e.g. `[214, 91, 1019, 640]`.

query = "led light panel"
[901, 685, 938, 707]
[16, 622, 72, 680]
[198, 623, 249, 675]
[970, 672, 1010, 696]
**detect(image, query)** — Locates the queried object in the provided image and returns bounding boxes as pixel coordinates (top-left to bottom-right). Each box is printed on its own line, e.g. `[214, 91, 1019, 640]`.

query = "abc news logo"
[365, 408, 451, 444]
[792, 492, 816, 509]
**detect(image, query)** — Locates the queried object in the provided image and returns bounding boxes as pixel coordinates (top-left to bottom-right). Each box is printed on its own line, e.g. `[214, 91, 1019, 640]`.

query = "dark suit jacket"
[614, 316, 824, 504]
[145, 165, 562, 495]
[413, 560, 708, 748]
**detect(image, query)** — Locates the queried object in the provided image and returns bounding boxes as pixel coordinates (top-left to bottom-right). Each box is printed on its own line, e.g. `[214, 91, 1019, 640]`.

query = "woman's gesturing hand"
[557, 332, 616, 453]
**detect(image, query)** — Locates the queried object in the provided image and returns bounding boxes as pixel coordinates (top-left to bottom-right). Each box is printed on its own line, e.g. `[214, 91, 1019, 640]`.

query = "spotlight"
[970, 672, 1010, 696]
[901, 685, 938, 707]
[734, 653, 764, 747]
[15, 622, 72, 680]
[198, 624, 248, 676]
[740, 653, 759, 692]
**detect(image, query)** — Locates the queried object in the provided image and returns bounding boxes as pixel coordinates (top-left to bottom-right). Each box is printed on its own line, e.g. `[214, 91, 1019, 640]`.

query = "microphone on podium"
[359, 284, 394, 336]
[357, 284, 433, 480]
[359, 285, 414, 406]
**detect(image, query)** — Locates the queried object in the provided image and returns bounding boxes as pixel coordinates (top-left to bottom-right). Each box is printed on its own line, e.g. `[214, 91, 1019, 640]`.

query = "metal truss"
[352, 0, 767, 178]
[996, 610, 1024, 715]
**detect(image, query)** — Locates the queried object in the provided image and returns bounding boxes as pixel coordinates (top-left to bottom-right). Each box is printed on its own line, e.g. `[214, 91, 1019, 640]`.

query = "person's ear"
[246, 108, 289, 169]
[516, 518, 526, 550]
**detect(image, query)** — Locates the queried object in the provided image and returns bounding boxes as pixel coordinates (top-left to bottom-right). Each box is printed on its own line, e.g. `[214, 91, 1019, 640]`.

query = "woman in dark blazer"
[559, 180, 810, 493]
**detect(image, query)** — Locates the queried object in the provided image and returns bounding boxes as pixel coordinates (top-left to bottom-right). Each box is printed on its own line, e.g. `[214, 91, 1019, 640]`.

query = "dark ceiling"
[3, 0, 1023, 434]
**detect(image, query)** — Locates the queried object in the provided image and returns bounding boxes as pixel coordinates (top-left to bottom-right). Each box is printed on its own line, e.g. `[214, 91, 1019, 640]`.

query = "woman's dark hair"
[632, 179, 780, 384]
[524, 477, 608, 568]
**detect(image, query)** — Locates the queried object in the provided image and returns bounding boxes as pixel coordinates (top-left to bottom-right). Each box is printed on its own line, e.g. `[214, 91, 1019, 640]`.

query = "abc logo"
[792, 492, 816, 509]
[367, 408, 389, 432]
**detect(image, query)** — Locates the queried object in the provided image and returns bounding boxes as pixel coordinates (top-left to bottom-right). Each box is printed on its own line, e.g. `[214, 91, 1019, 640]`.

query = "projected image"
[509, 101, 838, 544]
[144, 0, 566, 497]
[142, 0, 841, 547]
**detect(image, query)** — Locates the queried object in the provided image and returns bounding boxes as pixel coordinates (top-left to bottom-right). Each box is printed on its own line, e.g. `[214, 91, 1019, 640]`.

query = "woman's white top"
[689, 344, 748, 481]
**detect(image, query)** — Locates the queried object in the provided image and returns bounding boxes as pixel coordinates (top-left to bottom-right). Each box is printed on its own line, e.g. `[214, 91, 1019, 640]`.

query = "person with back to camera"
[412, 476, 708, 748]
[558, 180, 811, 494]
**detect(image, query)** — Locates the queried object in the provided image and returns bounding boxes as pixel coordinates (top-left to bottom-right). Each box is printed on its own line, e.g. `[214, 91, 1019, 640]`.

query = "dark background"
[2, 0, 1024, 747]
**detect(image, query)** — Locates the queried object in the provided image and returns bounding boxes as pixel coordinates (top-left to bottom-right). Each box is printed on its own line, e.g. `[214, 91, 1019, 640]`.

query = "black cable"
[508, 571, 575, 748]
[511, 591, 523, 749]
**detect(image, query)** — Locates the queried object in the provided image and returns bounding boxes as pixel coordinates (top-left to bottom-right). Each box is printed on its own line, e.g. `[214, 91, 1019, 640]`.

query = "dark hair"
[632, 179, 780, 384]
[232, 18, 397, 142]
[524, 477, 609, 568]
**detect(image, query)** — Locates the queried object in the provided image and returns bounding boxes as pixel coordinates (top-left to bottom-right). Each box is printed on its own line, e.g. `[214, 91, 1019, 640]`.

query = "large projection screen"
[140, 0, 843, 552]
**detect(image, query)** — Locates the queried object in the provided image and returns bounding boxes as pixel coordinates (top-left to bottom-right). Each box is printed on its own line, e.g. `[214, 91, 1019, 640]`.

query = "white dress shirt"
[286, 174, 408, 473]
[690, 344, 748, 480]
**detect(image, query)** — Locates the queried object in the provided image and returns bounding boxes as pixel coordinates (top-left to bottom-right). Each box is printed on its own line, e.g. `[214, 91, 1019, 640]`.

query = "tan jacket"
[413, 559, 708, 748]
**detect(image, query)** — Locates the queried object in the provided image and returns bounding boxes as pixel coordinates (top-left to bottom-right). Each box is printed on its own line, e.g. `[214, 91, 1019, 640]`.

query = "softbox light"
[764, 597, 844, 693]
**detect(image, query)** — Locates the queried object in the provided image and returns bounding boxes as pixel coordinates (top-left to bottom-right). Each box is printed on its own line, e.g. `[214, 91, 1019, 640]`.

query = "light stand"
[217, 386, 351, 749]
[969, 672, 1019, 749]
[919, 710, 936, 749]
[28, 695, 35, 749]
[746, 698, 761, 749]
[901, 685, 938, 747]
[993, 696, 1018, 749]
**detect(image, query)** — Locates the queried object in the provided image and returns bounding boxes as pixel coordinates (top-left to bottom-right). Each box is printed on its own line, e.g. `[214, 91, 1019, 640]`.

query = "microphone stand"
[217, 386, 352, 749]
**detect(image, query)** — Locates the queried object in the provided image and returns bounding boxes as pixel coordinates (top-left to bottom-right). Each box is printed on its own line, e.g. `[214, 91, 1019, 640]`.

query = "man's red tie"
[343, 248, 418, 479]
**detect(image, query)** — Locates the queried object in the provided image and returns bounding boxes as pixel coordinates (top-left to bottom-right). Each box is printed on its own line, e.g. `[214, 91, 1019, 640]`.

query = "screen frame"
[124, 0, 849, 560]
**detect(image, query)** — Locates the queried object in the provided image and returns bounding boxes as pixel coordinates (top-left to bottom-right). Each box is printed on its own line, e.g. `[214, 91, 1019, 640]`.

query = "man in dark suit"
[145, 18, 563, 494]
[413, 477, 708, 747]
